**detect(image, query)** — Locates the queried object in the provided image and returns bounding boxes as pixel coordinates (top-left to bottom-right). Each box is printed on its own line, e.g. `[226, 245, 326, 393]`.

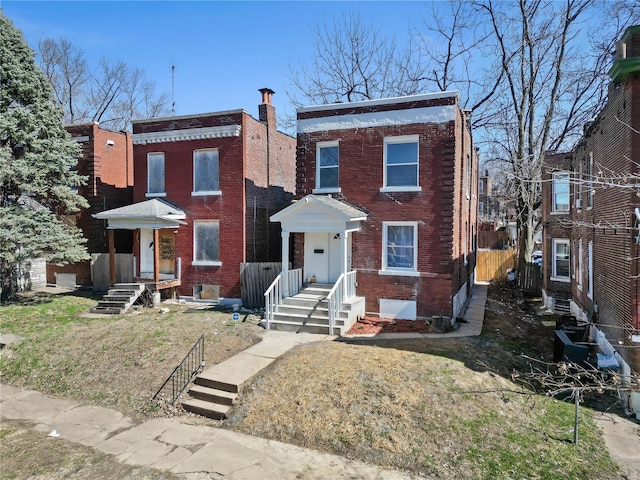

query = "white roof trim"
[133, 125, 241, 145]
[297, 105, 456, 134]
[297, 91, 458, 113]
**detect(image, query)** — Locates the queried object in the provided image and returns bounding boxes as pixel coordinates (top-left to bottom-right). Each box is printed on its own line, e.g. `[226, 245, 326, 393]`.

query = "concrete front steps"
[181, 374, 239, 420]
[267, 283, 364, 336]
[90, 283, 146, 314]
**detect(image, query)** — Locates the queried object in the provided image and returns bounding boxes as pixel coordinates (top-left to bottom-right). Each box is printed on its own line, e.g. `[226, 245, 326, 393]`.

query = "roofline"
[297, 91, 459, 114]
[132, 109, 248, 124]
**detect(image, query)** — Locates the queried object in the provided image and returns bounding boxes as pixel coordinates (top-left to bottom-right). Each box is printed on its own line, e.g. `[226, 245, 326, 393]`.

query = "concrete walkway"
[0, 383, 417, 479]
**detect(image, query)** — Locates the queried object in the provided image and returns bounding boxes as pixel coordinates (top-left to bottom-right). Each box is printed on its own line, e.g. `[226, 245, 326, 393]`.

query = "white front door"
[304, 232, 347, 284]
[140, 228, 154, 277]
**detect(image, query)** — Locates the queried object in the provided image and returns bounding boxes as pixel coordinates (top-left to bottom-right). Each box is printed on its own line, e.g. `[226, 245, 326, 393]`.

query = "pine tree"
[0, 14, 89, 301]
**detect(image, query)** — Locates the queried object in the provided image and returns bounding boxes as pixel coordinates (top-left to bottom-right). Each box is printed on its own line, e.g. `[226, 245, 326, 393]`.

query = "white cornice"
[133, 125, 241, 145]
[297, 91, 458, 113]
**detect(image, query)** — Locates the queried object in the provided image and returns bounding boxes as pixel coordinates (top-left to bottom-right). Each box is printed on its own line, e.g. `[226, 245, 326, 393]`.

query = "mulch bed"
[346, 315, 432, 335]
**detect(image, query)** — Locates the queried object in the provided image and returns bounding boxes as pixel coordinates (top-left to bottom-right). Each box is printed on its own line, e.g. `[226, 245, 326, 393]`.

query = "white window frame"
[192, 148, 221, 196]
[379, 221, 419, 277]
[192, 220, 221, 266]
[146, 152, 166, 197]
[551, 238, 570, 282]
[588, 241, 593, 298]
[479, 179, 485, 194]
[478, 201, 484, 216]
[587, 152, 594, 209]
[552, 172, 570, 213]
[577, 240, 583, 291]
[313, 140, 341, 194]
[465, 154, 471, 200]
[380, 135, 421, 193]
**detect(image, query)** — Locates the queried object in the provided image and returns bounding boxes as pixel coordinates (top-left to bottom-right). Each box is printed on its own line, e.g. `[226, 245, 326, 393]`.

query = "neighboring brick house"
[541, 26, 640, 411]
[270, 91, 478, 321]
[47, 123, 134, 287]
[95, 89, 295, 302]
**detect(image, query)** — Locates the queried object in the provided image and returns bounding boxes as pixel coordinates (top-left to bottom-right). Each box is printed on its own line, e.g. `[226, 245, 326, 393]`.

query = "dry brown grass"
[0, 419, 182, 479]
[0, 294, 264, 419]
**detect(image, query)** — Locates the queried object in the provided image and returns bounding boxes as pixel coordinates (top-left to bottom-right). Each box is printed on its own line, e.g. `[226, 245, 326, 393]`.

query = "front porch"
[264, 269, 364, 335]
[266, 195, 368, 335]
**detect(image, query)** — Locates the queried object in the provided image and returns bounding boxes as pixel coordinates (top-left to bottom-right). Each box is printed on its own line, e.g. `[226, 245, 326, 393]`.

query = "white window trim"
[588, 241, 593, 299]
[314, 140, 340, 192]
[192, 148, 220, 196]
[379, 221, 419, 276]
[381, 135, 420, 192]
[192, 220, 221, 267]
[577, 240, 583, 291]
[552, 172, 570, 213]
[147, 152, 165, 196]
[551, 238, 570, 281]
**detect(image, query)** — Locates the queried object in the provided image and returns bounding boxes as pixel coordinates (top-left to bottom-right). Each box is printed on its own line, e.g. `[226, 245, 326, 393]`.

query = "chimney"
[258, 88, 276, 128]
[609, 25, 640, 83]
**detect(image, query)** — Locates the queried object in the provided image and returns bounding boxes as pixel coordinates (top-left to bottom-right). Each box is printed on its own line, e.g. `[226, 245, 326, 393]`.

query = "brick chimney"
[258, 88, 276, 129]
[609, 25, 640, 83]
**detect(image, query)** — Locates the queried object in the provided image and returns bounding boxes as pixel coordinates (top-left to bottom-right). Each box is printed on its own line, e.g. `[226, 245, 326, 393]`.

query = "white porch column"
[281, 230, 290, 295]
[341, 231, 349, 276]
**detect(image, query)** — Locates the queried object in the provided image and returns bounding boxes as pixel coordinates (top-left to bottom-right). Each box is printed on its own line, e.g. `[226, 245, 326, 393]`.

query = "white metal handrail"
[264, 268, 303, 329]
[326, 270, 357, 333]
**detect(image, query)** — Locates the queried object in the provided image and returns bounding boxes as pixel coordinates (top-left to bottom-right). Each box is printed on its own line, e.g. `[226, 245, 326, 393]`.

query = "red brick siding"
[570, 72, 639, 372]
[133, 113, 246, 298]
[295, 97, 475, 317]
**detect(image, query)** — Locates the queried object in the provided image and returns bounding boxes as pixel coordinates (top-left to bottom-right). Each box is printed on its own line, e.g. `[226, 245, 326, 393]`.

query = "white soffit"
[297, 105, 456, 134]
[133, 125, 241, 145]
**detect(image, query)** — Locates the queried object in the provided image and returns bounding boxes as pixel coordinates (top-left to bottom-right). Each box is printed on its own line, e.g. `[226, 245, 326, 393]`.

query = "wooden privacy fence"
[240, 262, 285, 308]
[476, 249, 516, 283]
[91, 253, 134, 292]
[519, 262, 542, 296]
[478, 230, 512, 250]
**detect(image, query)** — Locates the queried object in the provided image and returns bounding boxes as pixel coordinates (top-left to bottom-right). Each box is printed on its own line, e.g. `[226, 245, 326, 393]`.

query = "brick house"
[267, 91, 477, 331]
[541, 26, 640, 412]
[47, 123, 134, 287]
[95, 89, 295, 302]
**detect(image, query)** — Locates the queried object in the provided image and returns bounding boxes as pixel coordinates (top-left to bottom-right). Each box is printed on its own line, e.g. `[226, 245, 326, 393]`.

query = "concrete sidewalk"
[0, 383, 417, 479]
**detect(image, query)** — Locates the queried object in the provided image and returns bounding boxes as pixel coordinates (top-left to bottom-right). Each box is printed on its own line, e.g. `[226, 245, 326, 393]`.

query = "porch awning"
[93, 198, 187, 230]
[270, 194, 367, 232]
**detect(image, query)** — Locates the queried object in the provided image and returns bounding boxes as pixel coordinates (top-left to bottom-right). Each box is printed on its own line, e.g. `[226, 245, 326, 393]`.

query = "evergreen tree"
[0, 14, 89, 301]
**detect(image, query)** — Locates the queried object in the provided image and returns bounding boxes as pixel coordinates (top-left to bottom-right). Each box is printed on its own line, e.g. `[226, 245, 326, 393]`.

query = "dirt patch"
[346, 315, 432, 335]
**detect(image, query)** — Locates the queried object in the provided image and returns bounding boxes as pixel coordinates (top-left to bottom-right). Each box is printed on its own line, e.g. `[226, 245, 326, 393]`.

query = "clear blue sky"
[1, 1, 425, 129]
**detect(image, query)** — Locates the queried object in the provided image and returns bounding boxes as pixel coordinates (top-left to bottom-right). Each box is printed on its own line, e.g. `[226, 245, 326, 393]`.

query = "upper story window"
[587, 152, 594, 208]
[192, 149, 220, 196]
[193, 220, 221, 266]
[314, 141, 340, 193]
[552, 238, 570, 281]
[479, 179, 485, 194]
[147, 152, 165, 197]
[381, 135, 420, 193]
[552, 172, 570, 212]
[379, 222, 419, 277]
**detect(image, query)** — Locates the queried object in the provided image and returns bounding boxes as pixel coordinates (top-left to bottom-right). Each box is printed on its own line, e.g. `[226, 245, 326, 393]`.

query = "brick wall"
[48, 124, 133, 286]
[570, 70, 640, 372]
[294, 95, 476, 318]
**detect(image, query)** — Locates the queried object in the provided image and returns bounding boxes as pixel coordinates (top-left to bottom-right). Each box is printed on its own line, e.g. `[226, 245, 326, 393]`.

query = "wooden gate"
[91, 253, 134, 292]
[240, 262, 283, 308]
[475, 249, 516, 283]
[519, 262, 542, 296]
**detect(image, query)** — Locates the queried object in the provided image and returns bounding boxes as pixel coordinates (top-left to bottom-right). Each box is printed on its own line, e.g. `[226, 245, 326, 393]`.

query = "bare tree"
[288, 1, 639, 270]
[37, 37, 170, 131]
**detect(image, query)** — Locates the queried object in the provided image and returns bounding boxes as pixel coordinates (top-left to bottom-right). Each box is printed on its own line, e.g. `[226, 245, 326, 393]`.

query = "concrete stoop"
[181, 372, 240, 420]
[268, 284, 364, 335]
[90, 283, 146, 314]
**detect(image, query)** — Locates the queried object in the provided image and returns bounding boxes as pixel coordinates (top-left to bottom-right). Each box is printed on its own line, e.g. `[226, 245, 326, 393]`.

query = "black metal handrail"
[152, 334, 205, 405]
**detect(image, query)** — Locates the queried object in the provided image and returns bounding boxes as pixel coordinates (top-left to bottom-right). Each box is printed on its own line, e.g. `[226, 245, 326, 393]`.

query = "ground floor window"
[381, 222, 418, 275]
[552, 238, 570, 281]
[193, 220, 220, 266]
